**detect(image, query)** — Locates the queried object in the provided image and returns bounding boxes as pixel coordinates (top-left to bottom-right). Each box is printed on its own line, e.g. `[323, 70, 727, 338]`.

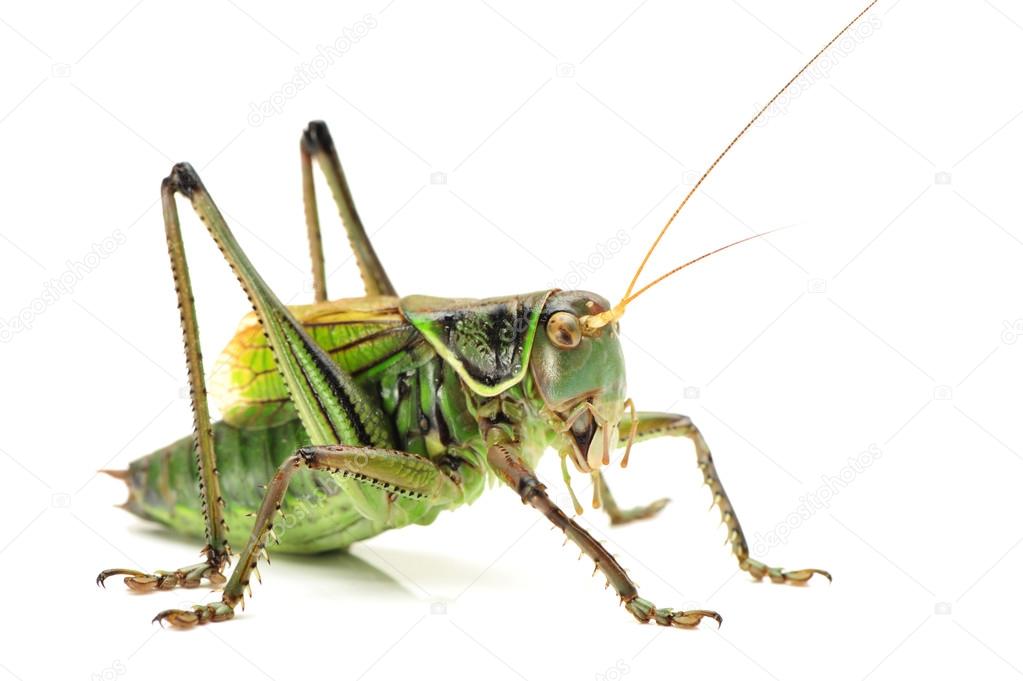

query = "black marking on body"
[302, 327, 373, 445]
[321, 325, 409, 355]
[384, 357, 469, 458]
[446, 300, 526, 386]
[431, 360, 451, 447]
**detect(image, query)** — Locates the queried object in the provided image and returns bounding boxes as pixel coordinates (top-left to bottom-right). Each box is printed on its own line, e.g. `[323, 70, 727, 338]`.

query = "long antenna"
[622, 228, 785, 306]
[620, 1, 878, 306]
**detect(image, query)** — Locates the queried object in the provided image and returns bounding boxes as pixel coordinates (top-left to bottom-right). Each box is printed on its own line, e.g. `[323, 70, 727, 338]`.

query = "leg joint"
[296, 447, 319, 467]
[670, 413, 696, 432]
[517, 474, 545, 502]
[163, 162, 202, 199]
[301, 120, 335, 155]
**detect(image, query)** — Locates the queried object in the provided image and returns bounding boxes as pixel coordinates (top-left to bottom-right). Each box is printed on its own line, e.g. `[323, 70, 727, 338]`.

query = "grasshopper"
[97, 2, 876, 629]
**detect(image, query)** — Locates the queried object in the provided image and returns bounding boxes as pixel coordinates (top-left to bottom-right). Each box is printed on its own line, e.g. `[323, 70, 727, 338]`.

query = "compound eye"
[546, 311, 582, 349]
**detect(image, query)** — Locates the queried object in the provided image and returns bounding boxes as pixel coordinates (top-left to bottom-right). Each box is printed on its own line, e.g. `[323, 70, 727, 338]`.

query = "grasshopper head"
[529, 291, 627, 476]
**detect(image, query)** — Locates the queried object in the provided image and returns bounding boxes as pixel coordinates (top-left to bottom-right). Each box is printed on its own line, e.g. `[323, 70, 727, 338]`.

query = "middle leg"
[488, 440, 721, 628]
[154, 443, 462, 627]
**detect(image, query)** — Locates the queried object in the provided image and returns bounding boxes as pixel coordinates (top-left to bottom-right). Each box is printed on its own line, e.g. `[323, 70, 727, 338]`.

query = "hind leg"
[100, 161, 398, 595]
[300, 120, 396, 300]
[97, 563, 225, 593]
[98, 165, 234, 593]
[102, 161, 411, 623]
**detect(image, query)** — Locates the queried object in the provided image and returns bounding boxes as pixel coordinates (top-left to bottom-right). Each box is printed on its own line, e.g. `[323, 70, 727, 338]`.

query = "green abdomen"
[124, 418, 384, 553]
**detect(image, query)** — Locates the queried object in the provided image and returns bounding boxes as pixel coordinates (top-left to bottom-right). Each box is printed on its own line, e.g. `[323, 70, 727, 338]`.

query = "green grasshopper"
[97, 2, 875, 629]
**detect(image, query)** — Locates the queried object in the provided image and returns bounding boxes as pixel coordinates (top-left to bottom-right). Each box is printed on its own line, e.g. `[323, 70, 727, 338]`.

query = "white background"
[1, 1, 1022, 679]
